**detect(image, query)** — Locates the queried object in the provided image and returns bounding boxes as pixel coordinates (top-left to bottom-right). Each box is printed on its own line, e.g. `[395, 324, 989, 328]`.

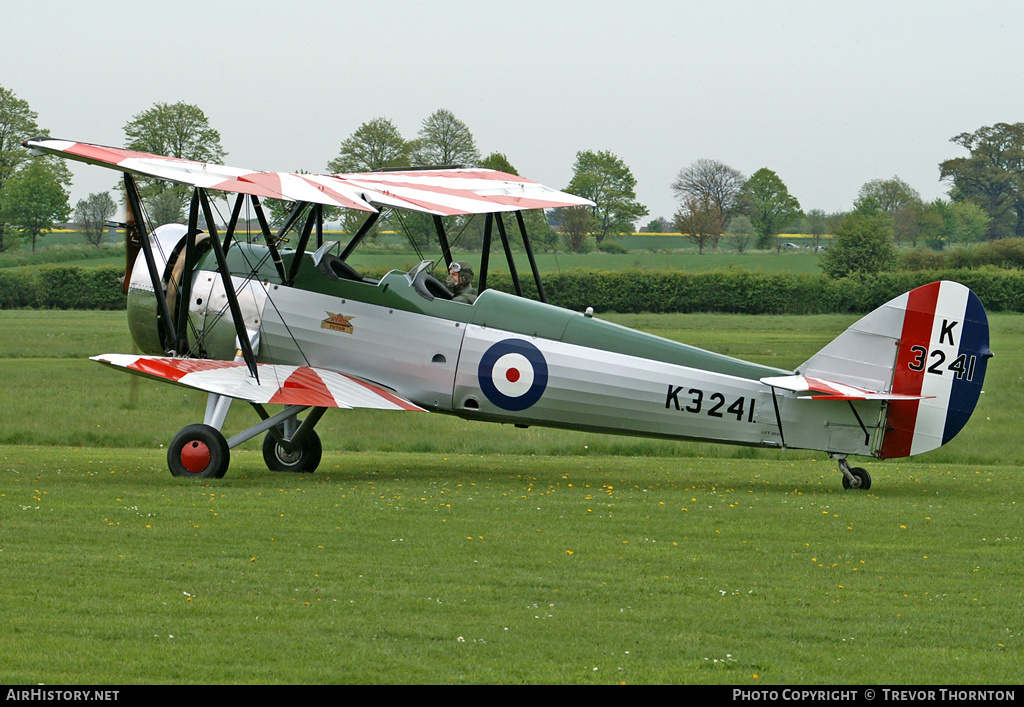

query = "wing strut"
[516, 210, 547, 304]
[479, 214, 493, 293]
[340, 210, 382, 261]
[222, 193, 245, 252]
[433, 215, 454, 270]
[197, 188, 260, 381]
[250, 196, 287, 282]
[494, 214, 523, 297]
[123, 173, 178, 352]
[286, 204, 322, 286]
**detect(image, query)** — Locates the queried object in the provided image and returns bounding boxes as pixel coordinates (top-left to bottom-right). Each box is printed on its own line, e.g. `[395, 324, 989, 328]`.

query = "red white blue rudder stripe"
[879, 281, 991, 458]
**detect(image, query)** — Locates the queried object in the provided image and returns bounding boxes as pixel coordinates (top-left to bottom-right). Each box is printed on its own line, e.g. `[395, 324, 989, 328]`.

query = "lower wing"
[92, 354, 425, 412]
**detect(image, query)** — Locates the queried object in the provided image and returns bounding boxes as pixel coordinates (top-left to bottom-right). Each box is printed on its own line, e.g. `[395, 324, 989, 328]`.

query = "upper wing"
[24, 138, 593, 216]
[24, 139, 377, 212]
[328, 168, 595, 215]
[92, 354, 425, 412]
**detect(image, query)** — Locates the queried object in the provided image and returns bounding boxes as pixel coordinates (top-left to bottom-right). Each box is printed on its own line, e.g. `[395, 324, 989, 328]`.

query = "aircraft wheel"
[168, 424, 230, 479]
[842, 466, 871, 490]
[263, 428, 322, 473]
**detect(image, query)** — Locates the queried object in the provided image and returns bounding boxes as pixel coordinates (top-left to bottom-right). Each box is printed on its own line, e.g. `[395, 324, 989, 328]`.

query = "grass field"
[0, 309, 1021, 684]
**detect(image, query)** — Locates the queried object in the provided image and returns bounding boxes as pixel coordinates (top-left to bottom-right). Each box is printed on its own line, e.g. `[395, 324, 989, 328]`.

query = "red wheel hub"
[180, 440, 211, 474]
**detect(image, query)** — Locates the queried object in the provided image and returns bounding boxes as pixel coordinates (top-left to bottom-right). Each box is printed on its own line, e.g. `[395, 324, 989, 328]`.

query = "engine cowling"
[125, 224, 189, 355]
[126, 224, 268, 361]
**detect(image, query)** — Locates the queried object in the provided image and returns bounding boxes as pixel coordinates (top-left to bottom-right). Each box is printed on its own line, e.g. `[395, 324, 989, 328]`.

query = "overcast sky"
[8, 0, 1023, 224]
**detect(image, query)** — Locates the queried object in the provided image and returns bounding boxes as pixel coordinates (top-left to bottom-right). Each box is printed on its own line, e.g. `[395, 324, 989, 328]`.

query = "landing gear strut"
[835, 456, 871, 490]
[166, 398, 327, 478]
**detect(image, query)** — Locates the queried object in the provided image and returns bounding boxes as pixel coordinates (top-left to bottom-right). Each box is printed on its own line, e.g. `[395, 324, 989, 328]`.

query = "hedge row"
[2, 264, 1022, 314]
[486, 268, 1024, 314]
[0, 266, 127, 310]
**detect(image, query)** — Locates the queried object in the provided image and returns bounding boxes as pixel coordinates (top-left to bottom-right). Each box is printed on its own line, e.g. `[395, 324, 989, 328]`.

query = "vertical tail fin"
[797, 281, 991, 459]
[879, 281, 991, 458]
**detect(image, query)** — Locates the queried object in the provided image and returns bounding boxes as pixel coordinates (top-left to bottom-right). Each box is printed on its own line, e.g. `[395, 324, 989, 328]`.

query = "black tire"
[263, 428, 322, 473]
[168, 424, 230, 479]
[842, 466, 871, 490]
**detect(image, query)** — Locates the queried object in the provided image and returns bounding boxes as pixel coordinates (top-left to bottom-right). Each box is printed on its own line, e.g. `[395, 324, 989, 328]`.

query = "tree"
[146, 188, 185, 226]
[123, 101, 227, 213]
[644, 217, 666, 233]
[725, 215, 755, 253]
[819, 198, 897, 278]
[939, 122, 1024, 239]
[479, 151, 516, 175]
[857, 176, 920, 213]
[1, 158, 71, 251]
[559, 205, 596, 253]
[671, 159, 746, 220]
[410, 109, 480, 167]
[124, 101, 226, 163]
[674, 195, 724, 254]
[930, 198, 991, 249]
[328, 117, 409, 173]
[740, 168, 802, 250]
[74, 191, 117, 246]
[804, 209, 829, 250]
[950, 199, 992, 245]
[856, 176, 923, 246]
[565, 150, 648, 243]
[326, 118, 411, 235]
[0, 86, 44, 252]
[0, 87, 40, 189]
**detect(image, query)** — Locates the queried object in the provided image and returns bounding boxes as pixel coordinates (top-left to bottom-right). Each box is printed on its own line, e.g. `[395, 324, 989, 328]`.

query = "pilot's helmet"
[449, 261, 474, 286]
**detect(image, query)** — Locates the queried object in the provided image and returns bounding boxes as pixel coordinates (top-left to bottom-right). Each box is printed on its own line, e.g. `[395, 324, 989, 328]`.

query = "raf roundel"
[478, 339, 549, 412]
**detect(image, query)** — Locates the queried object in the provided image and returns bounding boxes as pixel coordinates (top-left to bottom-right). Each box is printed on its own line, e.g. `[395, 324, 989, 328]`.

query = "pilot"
[446, 261, 477, 304]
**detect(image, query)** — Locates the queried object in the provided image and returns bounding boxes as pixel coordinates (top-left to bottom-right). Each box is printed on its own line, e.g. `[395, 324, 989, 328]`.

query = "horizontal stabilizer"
[761, 375, 930, 401]
[92, 354, 425, 412]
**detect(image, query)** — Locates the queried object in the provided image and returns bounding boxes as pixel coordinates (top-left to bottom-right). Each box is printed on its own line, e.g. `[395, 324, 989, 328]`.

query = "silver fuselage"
[127, 241, 882, 457]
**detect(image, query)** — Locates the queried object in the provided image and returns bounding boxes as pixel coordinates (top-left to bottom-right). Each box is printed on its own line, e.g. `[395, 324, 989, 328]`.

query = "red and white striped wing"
[25, 139, 376, 212]
[328, 169, 595, 215]
[25, 138, 593, 215]
[91, 355, 425, 412]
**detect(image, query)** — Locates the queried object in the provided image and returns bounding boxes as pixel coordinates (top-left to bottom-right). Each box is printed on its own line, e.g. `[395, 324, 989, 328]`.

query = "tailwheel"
[837, 457, 871, 490]
[842, 467, 871, 490]
[263, 427, 322, 473]
[168, 424, 230, 479]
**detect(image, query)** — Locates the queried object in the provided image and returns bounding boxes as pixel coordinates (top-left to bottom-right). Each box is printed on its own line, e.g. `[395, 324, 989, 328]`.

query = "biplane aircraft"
[25, 137, 991, 490]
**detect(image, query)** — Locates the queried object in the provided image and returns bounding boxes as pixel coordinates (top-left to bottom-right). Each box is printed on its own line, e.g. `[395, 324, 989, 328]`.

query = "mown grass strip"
[0, 448, 1019, 684]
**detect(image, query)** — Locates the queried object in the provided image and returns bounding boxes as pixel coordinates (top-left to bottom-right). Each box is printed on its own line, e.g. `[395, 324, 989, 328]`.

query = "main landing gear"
[166, 395, 327, 478]
[834, 455, 871, 491]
